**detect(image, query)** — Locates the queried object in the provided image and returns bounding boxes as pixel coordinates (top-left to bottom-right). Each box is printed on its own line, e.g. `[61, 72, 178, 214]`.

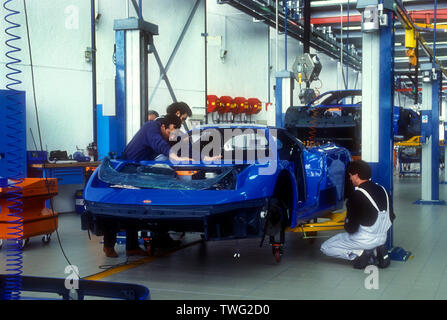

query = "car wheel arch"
[272, 170, 297, 225]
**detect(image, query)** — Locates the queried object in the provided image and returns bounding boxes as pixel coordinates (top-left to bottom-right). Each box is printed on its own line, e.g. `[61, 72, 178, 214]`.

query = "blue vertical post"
[414, 64, 444, 205]
[95, 29, 126, 159]
[138, 0, 143, 19]
[430, 69, 441, 200]
[275, 77, 283, 128]
[376, 10, 395, 251]
[373, 10, 393, 194]
[275, 71, 294, 128]
[0, 90, 26, 179]
[357, 0, 410, 261]
[444, 121, 447, 183]
[109, 29, 127, 157]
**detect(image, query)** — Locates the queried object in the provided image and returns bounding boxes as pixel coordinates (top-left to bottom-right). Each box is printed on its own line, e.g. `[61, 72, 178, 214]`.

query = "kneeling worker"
[320, 160, 395, 269]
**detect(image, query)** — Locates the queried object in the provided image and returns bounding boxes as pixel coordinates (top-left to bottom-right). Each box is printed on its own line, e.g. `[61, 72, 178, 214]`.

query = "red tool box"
[0, 178, 58, 249]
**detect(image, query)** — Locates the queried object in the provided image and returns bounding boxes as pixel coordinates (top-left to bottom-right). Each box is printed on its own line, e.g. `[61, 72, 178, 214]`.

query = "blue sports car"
[285, 90, 362, 157]
[82, 124, 351, 260]
[285, 90, 421, 159]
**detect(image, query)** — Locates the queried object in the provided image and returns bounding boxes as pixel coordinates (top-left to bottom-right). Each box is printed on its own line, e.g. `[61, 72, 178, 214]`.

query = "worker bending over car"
[103, 113, 188, 257]
[321, 160, 395, 269]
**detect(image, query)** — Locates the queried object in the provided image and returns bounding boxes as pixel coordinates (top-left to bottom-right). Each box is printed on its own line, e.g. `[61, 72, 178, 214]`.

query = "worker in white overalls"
[321, 160, 395, 269]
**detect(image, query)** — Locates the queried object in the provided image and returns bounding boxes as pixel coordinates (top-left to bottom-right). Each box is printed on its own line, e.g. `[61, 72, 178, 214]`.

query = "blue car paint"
[83, 126, 351, 238]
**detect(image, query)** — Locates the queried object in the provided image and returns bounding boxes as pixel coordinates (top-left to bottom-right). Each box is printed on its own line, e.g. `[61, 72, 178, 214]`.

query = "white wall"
[0, 0, 93, 154]
[0, 0, 93, 212]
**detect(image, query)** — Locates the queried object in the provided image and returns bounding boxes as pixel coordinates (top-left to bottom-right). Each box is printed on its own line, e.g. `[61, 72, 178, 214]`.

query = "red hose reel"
[207, 95, 219, 113]
[246, 98, 262, 115]
[207, 95, 262, 120]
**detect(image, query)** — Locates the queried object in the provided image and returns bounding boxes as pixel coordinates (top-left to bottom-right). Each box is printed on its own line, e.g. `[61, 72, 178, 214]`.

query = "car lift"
[286, 211, 347, 237]
[394, 136, 422, 177]
[284, 212, 346, 257]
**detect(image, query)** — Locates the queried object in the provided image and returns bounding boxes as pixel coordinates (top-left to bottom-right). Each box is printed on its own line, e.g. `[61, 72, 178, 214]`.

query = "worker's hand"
[203, 154, 223, 162]
[169, 153, 192, 163]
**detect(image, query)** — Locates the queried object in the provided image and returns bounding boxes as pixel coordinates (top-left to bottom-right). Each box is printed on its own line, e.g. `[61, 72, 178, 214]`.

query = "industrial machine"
[292, 53, 322, 105]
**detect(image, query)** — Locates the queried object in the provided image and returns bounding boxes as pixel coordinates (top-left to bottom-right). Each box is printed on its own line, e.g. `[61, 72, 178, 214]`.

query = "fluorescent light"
[426, 41, 447, 45]
[311, 0, 357, 7]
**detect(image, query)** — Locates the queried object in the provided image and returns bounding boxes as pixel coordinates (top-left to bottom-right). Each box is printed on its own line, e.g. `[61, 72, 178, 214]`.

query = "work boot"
[126, 247, 149, 257]
[353, 249, 374, 269]
[103, 246, 118, 258]
[376, 244, 391, 269]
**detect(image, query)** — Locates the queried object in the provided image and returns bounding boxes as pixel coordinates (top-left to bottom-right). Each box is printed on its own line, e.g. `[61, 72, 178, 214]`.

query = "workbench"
[28, 162, 101, 185]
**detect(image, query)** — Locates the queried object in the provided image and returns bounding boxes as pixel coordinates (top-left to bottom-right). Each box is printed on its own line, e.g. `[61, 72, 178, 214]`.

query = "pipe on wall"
[91, 0, 97, 160]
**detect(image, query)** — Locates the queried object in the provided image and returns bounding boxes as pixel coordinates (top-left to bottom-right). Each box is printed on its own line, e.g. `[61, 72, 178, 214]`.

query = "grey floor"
[1, 174, 447, 300]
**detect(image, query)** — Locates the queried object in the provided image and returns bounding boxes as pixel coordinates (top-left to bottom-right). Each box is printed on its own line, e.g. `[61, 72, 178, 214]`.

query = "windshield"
[97, 157, 241, 190]
[172, 127, 274, 162]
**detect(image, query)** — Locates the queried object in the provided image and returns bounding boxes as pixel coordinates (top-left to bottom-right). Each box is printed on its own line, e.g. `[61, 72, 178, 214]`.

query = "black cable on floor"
[98, 258, 131, 271]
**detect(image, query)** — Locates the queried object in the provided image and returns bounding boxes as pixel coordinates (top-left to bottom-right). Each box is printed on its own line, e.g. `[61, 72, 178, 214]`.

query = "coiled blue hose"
[3, 0, 24, 300]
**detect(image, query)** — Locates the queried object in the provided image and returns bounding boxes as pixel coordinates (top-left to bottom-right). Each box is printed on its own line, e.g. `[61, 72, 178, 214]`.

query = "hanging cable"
[433, 0, 437, 69]
[284, 0, 287, 70]
[346, 0, 350, 88]
[3, 0, 24, 300]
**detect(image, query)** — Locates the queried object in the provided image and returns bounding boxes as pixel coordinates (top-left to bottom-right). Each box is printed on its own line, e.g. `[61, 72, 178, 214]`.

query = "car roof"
[307, 89, 361, 106]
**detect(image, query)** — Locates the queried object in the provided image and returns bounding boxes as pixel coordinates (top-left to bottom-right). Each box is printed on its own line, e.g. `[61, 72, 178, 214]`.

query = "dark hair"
[148, 110, 159, 117]
[347, 160, 371, 180]
[158, 114, 182, 129]
[166, 101, 192, 117]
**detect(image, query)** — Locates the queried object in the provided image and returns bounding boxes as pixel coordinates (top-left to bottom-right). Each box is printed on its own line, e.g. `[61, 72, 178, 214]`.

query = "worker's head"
[166, 102, 192, 124]
[347, 160, 371, 187]
[158, 114, 182, 141]
[148, 110, 159, 121]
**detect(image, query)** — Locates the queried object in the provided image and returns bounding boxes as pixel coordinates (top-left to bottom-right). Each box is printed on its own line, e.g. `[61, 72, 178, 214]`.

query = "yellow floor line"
[83, 239, 202, 281]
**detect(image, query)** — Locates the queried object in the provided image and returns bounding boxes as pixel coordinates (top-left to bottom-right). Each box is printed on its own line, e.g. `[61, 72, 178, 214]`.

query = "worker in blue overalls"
[320, 160, 395, 269]
[103, 113, 187, 258]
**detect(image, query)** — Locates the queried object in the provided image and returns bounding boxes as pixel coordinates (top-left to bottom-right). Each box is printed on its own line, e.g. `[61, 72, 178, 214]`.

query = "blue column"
[0, 90, 26, 179]
[275, 76, 283, 128]
[414, 64, 444, 205]
[369, 11, 394, 195]
[430, 70, 441, 200]
[96, 30, 127, 159]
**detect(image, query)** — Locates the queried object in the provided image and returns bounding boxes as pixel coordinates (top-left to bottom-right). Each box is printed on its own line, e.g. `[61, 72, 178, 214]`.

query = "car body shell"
[82, 125, 351, 241]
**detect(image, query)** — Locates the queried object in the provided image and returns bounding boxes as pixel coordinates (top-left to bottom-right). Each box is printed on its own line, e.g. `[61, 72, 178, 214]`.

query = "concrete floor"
[1, 175, 447, 300]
